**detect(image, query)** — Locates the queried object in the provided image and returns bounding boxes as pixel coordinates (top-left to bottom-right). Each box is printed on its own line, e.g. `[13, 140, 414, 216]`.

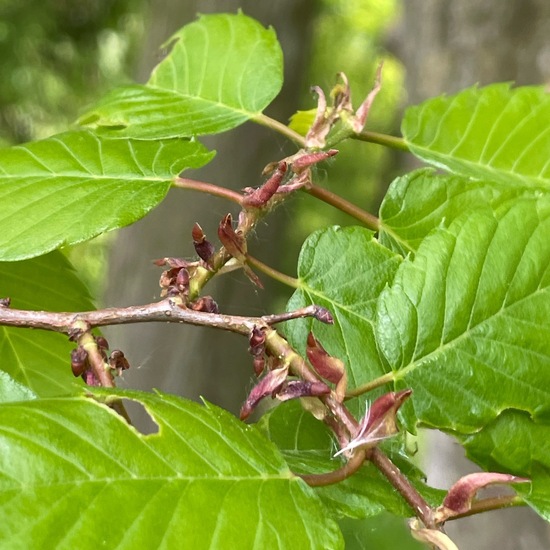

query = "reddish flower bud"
[439, 472, 530, 519]
[243, 161, 287, 207]
[306, 333, 344, 384]
[190, 296, 219, 313]
[312, 306, 334, 324]
[82, 370, 101, 387]
[291, 149, 338, 173]
[218, 214, 247, 261]
[276, 380, 331, 402]
[95, 336, 109, 351]
[334, 389, 412, 456]
[253, 356, 265, 377]
[248, 326, 266, 356]
[175, 267, 190, 291]
[192, 223, 215, 265]
[71, 347, 89, 377]
[109, 350, 130, 374]
[240, 366, 289, 420]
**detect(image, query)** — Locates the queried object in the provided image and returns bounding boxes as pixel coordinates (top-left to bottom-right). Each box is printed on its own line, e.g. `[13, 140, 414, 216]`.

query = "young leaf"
[377, 202, 550, 435]
[0, 252, 94, 396]
[79, 13, 283, 139]
[0, 389, 343, 549]
[286, 227, 402, 398]
[402, 84, 550, 188]
[0, 131, 213, 260]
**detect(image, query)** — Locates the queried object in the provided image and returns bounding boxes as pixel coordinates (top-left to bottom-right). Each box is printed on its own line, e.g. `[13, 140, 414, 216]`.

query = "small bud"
[71, 347, 89, 377]
[218, 214, 247, 261]
[276, 380, 331, 402]
[240, 366, 288, 420]
[108, 350, 130, 374]
[190, 296, 219, 313]
[175, 267, 190, 292]
[248, 326, 266, 356]
[306, 333, 344, 384]
[0, 297, 11, 307]
[291, 150, 338, 174]
[313, 306, 334, 324]
[243, 162, 287, 208]
[253, 355, 265, 377]
[334, 389, 412, 457]
[437, 472, 530, 521]
[95, 336, 109, 351]
[192, 223, 216, 265]
[82, 370, 101, 387]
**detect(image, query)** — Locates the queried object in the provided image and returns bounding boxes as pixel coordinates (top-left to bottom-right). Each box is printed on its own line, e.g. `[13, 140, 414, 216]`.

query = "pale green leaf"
[0, 371, 36, 403]
[376, 200, 550, 515]
[0, 130, 213, 260]
[0, 389, 343, 549]
[79, 13, 283, 138]
[286, 226, 402, 400]
[402, 84, 550, 188]
[377, 202, 550, 433]
[257, 401, 444, 519]
[339, 515, 425, 550]
[379, 169, 530, 255]
[0, 252, 94, 396]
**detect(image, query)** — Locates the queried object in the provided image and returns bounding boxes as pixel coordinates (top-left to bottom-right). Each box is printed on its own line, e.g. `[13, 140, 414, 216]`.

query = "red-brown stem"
[305, 184, 380, 231]
[446, 495, 525, 522]
[298, 449, 367, 487]
[173, 177, 243, 205]
[369, 447, 435, 528]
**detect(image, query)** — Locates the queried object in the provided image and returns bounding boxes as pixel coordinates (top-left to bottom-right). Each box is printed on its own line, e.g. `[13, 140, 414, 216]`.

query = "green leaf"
[379, 169, 529, 256]
[0, 252, 94, 396]
[0, 130, 213, 260]
[79, 13, 283, 138]
[0, 371, 36, 403]
[257, 401, 444, 519]
[339, 514, 425, 550]
[0, 389, 343, 549]
[377, 201, 550, 435]
[402, 84, 550, 188]
[458, 410, 550, 520]
[286, 227, 402, 399]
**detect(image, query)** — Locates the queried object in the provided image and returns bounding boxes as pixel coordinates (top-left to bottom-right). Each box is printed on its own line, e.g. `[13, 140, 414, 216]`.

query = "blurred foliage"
[0, 0, 145, 145]
[0, 0, 146, 296]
